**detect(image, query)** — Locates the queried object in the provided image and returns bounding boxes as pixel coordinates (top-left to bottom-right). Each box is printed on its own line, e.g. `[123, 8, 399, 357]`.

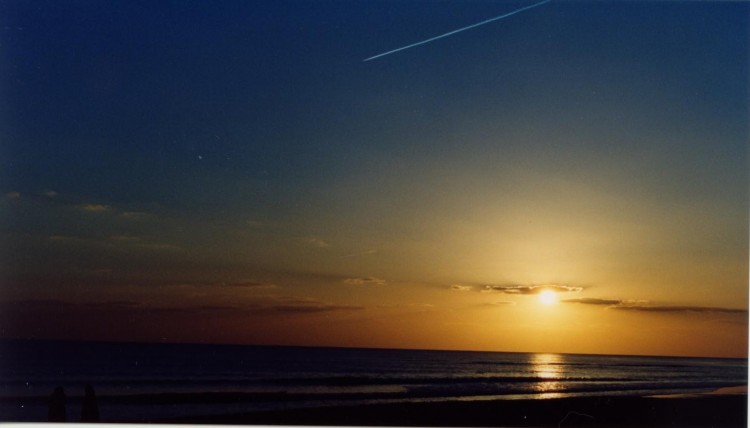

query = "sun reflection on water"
[531, 353, 565, 397]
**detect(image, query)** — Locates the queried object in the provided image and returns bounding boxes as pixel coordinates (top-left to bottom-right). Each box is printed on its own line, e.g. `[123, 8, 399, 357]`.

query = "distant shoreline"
[157, 393, 748, 427]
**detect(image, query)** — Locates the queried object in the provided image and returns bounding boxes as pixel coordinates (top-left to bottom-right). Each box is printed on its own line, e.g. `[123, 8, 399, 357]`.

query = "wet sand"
[159, 393, 748, 427]
[649, 385, 748, 399]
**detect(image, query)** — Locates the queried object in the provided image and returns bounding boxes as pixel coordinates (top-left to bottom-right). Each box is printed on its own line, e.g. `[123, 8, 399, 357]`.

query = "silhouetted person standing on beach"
[48, 386, 66, 422]
[81, 385, 100, 422]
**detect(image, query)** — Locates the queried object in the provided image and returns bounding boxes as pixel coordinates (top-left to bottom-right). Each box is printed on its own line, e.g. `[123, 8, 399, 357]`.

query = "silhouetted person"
[81, 385, 100, 422]
[48, 386, 66, 422]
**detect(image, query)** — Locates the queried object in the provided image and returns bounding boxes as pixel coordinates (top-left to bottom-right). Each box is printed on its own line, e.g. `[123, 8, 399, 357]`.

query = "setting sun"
[538, 290, 558, 305]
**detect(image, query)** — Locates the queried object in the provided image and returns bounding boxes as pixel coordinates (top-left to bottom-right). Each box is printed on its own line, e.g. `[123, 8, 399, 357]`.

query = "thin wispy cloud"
[481, 301, 516, 307]
[451, 284, 473, 291]
[64, 196, 154, 218]
[211, 296, 364, 315]
[109, 235, 142, 243]
[2, 296, 361, 317]
[9, 193, 160, 226]
[342, 249, 378, 258]
[2, 299, 142, 311]
[376, 302, 436, 312]
[256, 302, 363, 315]
[77, 203, 112, 213]
[612, 305, 747, 314]
[563, 298, 623, 306]
[133, 242, 183, 252]
[344, 276, 387, 286]
[562, 298, 747, 314]
[50, 233, 181, 253]
[483, 284, 583, 295]
[221, 280, 277, 289]
[160, 280, 278, 290]
[303, 237, 330, 249]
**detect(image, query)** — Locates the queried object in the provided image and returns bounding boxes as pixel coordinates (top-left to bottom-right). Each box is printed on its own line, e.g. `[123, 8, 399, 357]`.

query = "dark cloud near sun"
[612, 305, 747, 314]
[563, 298, 623, 306]
[483, 284, 583, 294]
[563, 298, 747, 314]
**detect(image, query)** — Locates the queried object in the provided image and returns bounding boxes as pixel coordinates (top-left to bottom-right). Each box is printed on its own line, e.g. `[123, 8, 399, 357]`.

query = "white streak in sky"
[363, 0, 552, 62]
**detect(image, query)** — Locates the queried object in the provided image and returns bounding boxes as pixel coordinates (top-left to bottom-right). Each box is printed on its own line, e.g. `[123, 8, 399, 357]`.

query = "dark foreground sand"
[159, 394, 748, 427]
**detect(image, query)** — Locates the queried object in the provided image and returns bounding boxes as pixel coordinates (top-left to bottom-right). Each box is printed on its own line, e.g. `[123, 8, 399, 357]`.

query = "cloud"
[342, 249, 378, 258]
[343, 276, 386, 286]
[562, 298, 747, 314]
[5, 299, 142, 312]
[133, 242, 183, 252]
[563, 298, 623, 305]
[43, 190, 58, 198]
[193, 295, 364, 315]
[203, 296, 364, 315]
[222, 281, 277, 289]
[451, 284, 473, 291]
[375, 302, 437, 312]
[483, 284, 583, 294]
[78, 203, 112, 213]
[303, 237, 330, 248]
[483, 301, 516, 307]
[49, 234, 181, 253]
[612, 305, 747, 314]
[6, 191, 20, 199]
[2, 296, 363, 319]
[159, 280, 277, 290]
[254, 302, 363, 314]
[109, 235, 142, 243]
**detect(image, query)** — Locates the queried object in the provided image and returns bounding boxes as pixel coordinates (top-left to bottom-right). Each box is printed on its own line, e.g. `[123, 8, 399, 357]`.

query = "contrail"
[363, 0, 552, 62]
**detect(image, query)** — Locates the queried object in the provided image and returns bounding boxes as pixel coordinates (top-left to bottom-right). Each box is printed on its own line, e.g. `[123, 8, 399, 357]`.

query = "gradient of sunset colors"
[1, 0, 747, 357]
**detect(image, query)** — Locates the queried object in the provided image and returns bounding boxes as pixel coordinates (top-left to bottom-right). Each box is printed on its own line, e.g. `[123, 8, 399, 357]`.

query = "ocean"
[0, 340, 746, 422]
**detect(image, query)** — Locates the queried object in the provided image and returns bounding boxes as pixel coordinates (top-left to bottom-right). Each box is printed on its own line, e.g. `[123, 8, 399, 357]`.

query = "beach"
[157, 392, 747, 427]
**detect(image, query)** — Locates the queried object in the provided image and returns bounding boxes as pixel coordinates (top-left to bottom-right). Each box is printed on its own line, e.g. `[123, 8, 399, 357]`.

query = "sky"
[1, 0, 747, 358]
